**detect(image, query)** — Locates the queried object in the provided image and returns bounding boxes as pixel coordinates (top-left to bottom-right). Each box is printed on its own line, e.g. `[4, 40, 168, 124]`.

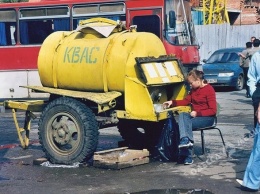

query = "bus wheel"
[118, 119, 163, 151]
[38, 97, 99, 164]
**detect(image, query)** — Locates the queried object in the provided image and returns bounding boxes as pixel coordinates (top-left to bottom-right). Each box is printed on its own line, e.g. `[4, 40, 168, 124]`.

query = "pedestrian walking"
[247, 49, 260, 127]
[239, 42, 253, 98]
[236, 101, 260, 192]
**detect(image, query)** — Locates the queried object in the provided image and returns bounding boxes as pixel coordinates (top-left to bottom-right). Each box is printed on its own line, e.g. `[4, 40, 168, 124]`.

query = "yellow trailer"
[5, 18, 190, 164]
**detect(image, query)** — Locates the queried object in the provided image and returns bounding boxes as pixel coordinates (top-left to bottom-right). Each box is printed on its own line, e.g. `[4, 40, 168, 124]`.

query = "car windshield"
[207, 51, 239, 63]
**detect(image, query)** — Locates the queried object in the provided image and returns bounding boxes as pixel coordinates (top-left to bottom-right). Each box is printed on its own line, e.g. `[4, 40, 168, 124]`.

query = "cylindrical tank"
[38, 20, 166, 92]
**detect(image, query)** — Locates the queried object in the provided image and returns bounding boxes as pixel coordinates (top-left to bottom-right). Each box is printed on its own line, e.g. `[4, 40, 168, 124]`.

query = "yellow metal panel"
[174, 83, 188, 100]
[4, 100, 45, 112]
[116, 106, 191, 120]
[22, 86, 122, 105]
[124, 77, 157, 121]
[122, 76, 188, 121]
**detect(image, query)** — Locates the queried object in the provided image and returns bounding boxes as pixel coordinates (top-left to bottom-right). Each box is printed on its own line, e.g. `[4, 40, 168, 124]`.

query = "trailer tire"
[118, 119, 163, 151]
[38, 97, 99, 164]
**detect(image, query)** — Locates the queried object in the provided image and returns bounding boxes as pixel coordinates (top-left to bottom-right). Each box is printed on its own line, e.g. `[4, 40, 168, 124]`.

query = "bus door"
[127, 9, 162, 39]
[164, 0, 200, 68]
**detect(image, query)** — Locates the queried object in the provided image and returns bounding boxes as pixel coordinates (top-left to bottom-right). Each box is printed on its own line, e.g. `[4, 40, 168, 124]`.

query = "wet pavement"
[0, 88, 257, 194]
[132, 189, 214, 193]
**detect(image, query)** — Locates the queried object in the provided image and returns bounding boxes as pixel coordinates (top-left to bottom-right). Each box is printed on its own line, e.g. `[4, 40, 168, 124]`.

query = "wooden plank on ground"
[93, 147, 150, 169]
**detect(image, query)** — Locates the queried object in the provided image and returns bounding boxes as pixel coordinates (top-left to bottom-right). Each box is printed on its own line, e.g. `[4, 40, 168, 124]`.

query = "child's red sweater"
[172, 84, 217, 117]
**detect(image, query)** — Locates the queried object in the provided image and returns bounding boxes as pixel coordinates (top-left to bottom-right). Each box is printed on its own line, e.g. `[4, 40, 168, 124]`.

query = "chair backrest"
[212, 116, 217, 127]
[216, 102, 220, 116]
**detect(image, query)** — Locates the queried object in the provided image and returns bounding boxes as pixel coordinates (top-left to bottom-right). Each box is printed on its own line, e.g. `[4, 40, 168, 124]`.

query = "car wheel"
[235, 74, 244, 91]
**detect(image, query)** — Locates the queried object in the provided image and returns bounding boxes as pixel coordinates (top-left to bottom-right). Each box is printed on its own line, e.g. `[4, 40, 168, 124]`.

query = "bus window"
[72, 3, 126, 30]
[99, 3, 125, 13]
[19, 6, 70, 45]
[53, 18, 70, 31]
[0, 9, 16, 46]
[20, 20, 53, 44]
[132, 15, 160, 38]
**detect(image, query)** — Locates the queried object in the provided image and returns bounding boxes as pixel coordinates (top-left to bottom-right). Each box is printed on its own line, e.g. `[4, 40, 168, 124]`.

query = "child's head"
[186, 69, 206, 89]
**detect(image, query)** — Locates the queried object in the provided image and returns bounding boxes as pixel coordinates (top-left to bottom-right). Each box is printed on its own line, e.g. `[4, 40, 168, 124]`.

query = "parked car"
[202, 47, 245, 90]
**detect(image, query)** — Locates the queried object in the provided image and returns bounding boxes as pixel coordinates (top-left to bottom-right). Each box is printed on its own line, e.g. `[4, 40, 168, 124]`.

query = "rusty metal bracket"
[12, 109, 36, 149]
[4, 100, 45, 149]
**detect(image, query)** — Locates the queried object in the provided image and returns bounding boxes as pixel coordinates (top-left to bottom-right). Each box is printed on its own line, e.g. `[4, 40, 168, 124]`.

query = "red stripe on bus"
[0, 46, 40, 70]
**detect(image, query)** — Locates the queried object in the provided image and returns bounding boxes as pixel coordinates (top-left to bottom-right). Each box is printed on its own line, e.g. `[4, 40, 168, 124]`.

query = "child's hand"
[190, 111, 197, 117]
[163, 101, 172, 108]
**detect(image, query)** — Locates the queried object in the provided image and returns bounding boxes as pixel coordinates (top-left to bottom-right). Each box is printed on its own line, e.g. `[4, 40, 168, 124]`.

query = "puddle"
[130, 188, 214, 194]
[0, 176, 10, 181]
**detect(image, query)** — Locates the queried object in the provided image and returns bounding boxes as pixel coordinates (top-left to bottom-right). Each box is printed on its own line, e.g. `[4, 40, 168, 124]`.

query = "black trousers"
[252, 87, 260, 127]
[243, 67, 249, 95]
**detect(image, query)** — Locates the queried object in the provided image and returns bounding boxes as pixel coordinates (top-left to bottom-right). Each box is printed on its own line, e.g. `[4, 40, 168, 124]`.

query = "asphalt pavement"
[0, 88, 257, 194]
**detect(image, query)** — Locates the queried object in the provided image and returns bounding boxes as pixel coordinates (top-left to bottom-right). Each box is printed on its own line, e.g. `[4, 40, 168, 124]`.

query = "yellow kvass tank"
[29, 18, 189, 165]
[38, 18, 166, 92]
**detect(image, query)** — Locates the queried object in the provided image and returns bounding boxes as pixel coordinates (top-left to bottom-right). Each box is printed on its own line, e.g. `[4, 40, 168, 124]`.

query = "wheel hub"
[53, 123, 71, 145]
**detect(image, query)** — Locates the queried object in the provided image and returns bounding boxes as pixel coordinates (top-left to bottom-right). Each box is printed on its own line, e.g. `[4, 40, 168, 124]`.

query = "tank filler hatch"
[76, 17, 126, 38]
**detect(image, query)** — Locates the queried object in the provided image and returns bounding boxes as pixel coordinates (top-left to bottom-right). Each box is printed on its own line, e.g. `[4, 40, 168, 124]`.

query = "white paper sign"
[165, 62, 177, 76]
[144, 63, 158, 78]
[155, 63, 167, 77]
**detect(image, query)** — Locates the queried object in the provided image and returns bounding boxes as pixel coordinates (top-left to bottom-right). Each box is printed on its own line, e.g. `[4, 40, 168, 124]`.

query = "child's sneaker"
[184, 156, 193, 165]
[178, 137, 193, 148]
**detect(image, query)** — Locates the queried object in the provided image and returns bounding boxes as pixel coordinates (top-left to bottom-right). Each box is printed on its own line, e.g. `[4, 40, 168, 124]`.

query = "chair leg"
[199, 128, 229, 158]
[201, 130, 205, 155]
[214, 128, 229, 157]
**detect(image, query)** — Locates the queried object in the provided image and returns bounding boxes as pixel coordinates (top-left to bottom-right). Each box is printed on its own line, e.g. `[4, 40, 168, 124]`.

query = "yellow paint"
[38, 18, 166, 92]
[203, 0, 229, 25]
[37, 18, 188, 122]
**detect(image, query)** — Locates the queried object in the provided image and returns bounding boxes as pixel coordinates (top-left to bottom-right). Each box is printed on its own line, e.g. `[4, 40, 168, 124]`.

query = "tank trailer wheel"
[118, 119, 163, 151]
[38, 97, 99, 164]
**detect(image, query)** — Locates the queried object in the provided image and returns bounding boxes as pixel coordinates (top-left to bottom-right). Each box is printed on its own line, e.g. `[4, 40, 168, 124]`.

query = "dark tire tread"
[38, 97, 99, 164]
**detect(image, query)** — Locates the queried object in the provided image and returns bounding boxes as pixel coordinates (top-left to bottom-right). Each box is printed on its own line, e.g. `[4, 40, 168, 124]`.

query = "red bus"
[0, 0, 199, 100]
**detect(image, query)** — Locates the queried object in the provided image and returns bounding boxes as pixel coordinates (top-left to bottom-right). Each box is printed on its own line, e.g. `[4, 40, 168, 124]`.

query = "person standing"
[236, 103, 260, 192]
[247, 50, 260, 127]
[239, 42, 253, 98]
[252, 39, 260, 52]
[251, 36, 256, 44]
[163, 69, 217, 165]
[235, 40, 260, 192]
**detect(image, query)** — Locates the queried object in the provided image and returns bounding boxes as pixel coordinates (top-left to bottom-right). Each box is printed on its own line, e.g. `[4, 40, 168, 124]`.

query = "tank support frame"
[3, 100, 45, 148]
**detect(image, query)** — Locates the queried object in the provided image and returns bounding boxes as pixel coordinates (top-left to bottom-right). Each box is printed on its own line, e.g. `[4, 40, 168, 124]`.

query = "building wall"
[228, 0, 259, 25]
[194, 24, 260, 62]
[191, 0, 260, 25]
